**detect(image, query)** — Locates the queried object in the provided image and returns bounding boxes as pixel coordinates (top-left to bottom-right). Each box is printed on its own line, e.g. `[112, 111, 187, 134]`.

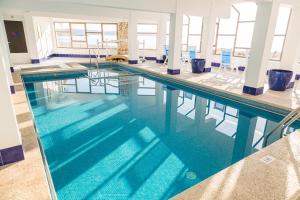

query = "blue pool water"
[23, 65, 297, 200]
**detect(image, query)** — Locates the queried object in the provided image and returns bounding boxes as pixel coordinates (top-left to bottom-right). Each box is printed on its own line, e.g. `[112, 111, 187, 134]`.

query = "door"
[4, 20, 28, 53]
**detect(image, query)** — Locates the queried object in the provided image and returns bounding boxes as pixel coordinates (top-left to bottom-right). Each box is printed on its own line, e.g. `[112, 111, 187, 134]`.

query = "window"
[54, 22, 118, 49]
[166, 15, 203, 52]
[271, 6, 291, 61]
[137, 24, 158, 50]
[214, 3, 257, 57]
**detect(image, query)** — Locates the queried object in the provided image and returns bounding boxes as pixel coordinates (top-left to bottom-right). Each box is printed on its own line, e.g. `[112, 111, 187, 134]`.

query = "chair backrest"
[164, 46, 169, 56]
[189, 46, 197, 60]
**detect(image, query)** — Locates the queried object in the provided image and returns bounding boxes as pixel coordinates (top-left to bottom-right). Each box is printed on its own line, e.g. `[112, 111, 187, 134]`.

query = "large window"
[214, 2, 257, 57]
[166, 15, 203, 52]
[137, 24, 158, 50]
[271, 6, 292, 61]
[54, 22, 118, 49]
[214, 3, 291, 60]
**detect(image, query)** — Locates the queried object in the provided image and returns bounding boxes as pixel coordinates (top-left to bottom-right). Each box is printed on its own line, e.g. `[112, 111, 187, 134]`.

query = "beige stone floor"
[0, 71, 51, 200]
[2, 58, 300, 200]
[173, 131, 300, 200]
[128, 62, 300, 111]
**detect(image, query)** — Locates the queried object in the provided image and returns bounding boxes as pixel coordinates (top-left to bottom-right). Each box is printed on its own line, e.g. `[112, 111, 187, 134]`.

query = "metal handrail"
[263, 107, 300, 147]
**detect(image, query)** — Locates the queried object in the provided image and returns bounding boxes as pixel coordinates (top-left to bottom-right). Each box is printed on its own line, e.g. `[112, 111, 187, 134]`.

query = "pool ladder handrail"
[89, 48, 101, 70]
[263, 106, 300, 147]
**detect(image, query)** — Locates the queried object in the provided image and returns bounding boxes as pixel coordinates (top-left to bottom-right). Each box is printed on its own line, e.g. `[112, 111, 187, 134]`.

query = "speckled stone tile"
[0, 70, 51, 200]
[172, 132, 300, 200]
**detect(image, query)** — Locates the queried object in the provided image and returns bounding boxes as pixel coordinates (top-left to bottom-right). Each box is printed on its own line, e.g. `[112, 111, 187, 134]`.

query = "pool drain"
[186, 171, 197, 180]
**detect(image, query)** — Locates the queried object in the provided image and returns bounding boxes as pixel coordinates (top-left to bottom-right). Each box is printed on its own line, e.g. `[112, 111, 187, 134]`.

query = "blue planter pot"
[268, 69, 293, 91]
[191, 59, 206, 73]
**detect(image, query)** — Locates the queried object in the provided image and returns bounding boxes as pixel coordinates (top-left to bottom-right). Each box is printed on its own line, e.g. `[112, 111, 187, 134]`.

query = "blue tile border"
[145, 57, 157, 61]
[156, 59, 164, 64]
[203, 68, 211, 73]
[0, 145, 24, 166]
[10, 66, 14, 73]
[31, 53, 108, 64]
[243, 86, 264, 96]
[167, 68, 180, 75]
[286, 81, 295, 89]
[128, 60, 138, 64]
[238, 66, 246, 71]
[31, 59, 40, 64]
[211, 62, 221, 67]
[10, 85, 15, 94]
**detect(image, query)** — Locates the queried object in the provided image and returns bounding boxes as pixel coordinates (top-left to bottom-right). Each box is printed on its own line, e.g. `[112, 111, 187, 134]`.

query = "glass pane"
[72, 42, 87, 48]
[216, 36, 235, 53]
[72, 36, 86, 41]
[138, 35, 157, 49]
[56, 32, 71, 47]
[188, 35, 201, 52]
[234, 2, 257, 21]
[87, 34, 102, 48]
[271, 36, 285, 60]
[166, 35, 169, 46]
[234, 48, 249, 57]
[218, 7, 239, 34]
[166, 21, 170, 34]
[71, 24, 85, 36]
[86, 23, 101, 32]
[274, 6, 291, 35]
[103, 24, 117, 42]
[182, 25, 188, 44]
[137, 24, 158, 33]
[77, 78, 90, 93]
[189, 16, 202, 34]
[104, 42, 118, 49]
[235, 22, 255, 48]
[54, 23, 70, 32]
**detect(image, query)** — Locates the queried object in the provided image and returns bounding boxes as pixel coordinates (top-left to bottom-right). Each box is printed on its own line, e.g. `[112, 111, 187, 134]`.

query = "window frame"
[54, 22, 118, 49]
[137, 23, 158, 50]
[182, 15, 203, 53]
[270, 7, 292, 61]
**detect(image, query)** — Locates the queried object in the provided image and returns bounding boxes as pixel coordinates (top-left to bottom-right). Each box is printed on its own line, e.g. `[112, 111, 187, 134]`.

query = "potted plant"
[191, 58, 206, 73]
[268, 69, 293, 91]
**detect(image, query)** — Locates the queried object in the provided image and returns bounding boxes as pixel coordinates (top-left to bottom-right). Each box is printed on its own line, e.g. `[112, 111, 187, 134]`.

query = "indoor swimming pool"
[23, 64, 298, 200]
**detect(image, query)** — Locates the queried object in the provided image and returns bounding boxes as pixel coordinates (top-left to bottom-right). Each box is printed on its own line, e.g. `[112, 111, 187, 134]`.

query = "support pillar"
[0, 41, 24, 166]
[128, 11, 139, 64]
[201, 1, 218, 70]
[232, 112, 257, 163]
[0, 17, 15, 94]
[165, 87, 179, 134]
[243, 1, 280, 95]
[167, 0, 184, 75]
[156, 16, 168, 64]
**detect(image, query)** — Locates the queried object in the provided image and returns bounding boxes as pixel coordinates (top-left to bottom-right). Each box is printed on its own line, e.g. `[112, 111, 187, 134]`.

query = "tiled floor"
[2, 58, 300, 200]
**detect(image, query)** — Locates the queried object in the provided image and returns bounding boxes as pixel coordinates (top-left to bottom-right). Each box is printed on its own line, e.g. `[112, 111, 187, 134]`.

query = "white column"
[200, 1, 217, 68]
[0, 39, 24, 165]
[24, 14, 39, 63]
[0, 17, 15, 94]
[165, 88, 179, 134]
[280, 5, 300, 82]
[128, 11, 139, 64]
[156, 15, 168, 63]
[232, 113, 257, 163]
[167, 0, 183, 74]
[243, 1, 280, 95]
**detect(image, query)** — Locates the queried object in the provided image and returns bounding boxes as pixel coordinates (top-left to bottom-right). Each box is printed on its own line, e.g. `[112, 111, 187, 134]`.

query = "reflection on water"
[24, 67, 296, 200]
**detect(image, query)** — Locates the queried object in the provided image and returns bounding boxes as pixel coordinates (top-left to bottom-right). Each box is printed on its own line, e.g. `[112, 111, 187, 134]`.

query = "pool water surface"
[23, 65, 296, 200]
